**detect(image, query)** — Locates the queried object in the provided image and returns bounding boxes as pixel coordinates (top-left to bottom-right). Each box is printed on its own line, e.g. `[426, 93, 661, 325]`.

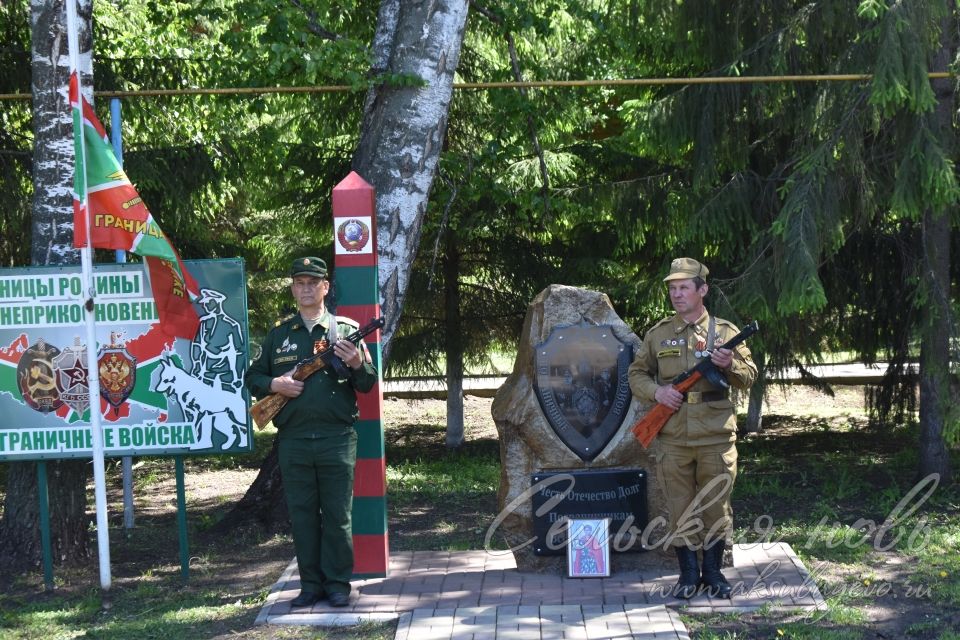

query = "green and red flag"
[70, 72, 200, 340]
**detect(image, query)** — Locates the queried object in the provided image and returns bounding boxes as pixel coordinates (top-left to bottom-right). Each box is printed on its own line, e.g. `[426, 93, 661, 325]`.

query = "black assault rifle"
[250, 316, 384, 429]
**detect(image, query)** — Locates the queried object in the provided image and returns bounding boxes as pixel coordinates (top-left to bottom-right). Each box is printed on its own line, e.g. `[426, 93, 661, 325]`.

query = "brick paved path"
[256, 543, 825, 639]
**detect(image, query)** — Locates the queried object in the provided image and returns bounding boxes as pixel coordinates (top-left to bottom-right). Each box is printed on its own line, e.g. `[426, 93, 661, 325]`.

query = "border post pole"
[109, 97, 134, 532]
[332, 172, 388, 578]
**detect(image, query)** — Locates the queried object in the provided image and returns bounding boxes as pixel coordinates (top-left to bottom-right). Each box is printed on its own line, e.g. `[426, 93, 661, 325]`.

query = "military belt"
[682, 390, 728, 404]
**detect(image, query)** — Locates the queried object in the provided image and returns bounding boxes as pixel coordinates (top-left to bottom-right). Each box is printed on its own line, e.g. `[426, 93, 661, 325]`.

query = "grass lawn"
[0, 388, 958, 639]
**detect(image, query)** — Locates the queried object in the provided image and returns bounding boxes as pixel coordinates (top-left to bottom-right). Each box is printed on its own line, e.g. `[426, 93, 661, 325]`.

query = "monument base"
[492, 285, 676, 574]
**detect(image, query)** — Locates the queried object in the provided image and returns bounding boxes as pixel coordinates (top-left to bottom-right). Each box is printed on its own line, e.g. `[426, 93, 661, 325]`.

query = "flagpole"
[66, 0, 112, 591]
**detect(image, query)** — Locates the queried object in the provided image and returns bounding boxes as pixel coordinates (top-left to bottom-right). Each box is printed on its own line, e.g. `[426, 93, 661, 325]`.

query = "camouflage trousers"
[657, 440, 737, 548]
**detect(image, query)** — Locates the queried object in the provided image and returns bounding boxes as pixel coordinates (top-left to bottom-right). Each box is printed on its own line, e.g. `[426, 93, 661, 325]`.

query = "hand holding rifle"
[631, 320, 759, 448]
[250, 317, 384, 429]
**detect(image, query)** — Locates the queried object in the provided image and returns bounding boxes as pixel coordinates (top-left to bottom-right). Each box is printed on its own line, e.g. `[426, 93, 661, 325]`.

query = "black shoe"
[699, 542, 733, 599]
[290, 590, 323, 607]
[672, 546, 700, 599]
[327, 592, 350, 607]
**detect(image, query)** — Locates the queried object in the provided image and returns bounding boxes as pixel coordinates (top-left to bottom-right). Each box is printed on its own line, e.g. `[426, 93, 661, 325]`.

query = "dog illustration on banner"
[151, 285, 249, 451]
[154, 354, 247, 451]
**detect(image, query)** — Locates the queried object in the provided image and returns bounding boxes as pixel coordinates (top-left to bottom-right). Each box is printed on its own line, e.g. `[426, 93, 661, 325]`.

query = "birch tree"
[0, 0, 94, 572]
[353, 0, 470, 361]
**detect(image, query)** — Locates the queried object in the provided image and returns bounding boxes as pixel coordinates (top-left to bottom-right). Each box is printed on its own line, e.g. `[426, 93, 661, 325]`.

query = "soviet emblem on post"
[533, 322, 633, 461]
[336, 218, 371, 252]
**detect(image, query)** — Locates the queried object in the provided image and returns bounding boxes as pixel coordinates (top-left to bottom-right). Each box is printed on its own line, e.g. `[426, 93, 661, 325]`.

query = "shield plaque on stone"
[533, 322, 633, 461]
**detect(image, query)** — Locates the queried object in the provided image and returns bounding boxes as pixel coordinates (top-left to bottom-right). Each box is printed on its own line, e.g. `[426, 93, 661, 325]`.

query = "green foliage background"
[1, 0, 958, 437]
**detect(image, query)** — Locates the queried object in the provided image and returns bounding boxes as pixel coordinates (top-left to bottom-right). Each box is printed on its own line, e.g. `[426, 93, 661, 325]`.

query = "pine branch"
[287, 0, 342, 41]
[471, 1, 550, 214]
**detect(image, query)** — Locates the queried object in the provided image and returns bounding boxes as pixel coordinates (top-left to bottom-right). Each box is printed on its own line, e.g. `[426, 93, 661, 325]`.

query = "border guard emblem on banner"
[98, 333, 136, 413]
[53, 337, 90, 417]
[17, 339, 64, 414]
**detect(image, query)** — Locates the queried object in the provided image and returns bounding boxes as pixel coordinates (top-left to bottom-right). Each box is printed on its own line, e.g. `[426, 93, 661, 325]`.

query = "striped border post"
[332, 171, 388, 578]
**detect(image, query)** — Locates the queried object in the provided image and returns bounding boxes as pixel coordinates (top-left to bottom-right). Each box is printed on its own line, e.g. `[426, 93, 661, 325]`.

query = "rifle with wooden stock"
[250, 316, 384, 430]
[631, 320, 759, 448]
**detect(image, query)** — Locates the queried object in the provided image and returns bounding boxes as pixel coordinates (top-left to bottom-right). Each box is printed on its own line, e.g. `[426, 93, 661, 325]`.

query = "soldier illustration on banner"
[191, 288, 244, 391]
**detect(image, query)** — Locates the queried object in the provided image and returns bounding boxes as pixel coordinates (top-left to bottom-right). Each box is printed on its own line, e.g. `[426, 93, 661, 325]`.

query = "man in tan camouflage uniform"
[628, 258, 757, 599]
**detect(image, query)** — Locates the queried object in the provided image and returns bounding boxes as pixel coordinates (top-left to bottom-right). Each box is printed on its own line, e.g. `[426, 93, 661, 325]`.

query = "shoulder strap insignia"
[651, 317, 673, 330]
[336, 315, 360, 330]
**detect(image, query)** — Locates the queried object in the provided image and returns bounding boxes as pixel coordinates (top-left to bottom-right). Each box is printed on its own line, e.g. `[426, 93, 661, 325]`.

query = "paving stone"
[254, 545, 824, 639]
[540, 604, 581, 619]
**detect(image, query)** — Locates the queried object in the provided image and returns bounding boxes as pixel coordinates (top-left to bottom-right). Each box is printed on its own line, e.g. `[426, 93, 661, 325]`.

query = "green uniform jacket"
[628, 310, 757, 446]
[246, 311, 378, 439]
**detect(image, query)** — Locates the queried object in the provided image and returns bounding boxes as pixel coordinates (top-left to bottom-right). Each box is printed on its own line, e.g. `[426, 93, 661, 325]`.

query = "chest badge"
[277, 337, 297, 354]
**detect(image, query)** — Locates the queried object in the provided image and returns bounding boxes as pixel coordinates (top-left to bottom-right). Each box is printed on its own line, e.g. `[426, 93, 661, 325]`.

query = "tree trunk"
[743, 352, 765, 434]
[226, 1, 469, 529]
[916, 5, 954, 483]
[30, 0, 91, 265]
[0, 0, 95, 575]
[353, 0, 470, 363]
[444, 230, 464, 449]
[0, 461, 93, 573]
[211, 440, 289, 534]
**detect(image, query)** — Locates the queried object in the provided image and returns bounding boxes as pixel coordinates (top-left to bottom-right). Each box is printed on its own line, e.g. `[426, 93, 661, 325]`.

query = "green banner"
[0, 259, 250, 461]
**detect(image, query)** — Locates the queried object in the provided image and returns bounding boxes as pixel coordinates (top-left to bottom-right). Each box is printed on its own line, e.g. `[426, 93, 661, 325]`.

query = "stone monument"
[491, 284, 673, 573]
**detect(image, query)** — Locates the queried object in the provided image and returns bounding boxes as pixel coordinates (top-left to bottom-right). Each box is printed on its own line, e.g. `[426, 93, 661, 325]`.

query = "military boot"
[699, 541, 733, 599]
[672, 546, 700, 599]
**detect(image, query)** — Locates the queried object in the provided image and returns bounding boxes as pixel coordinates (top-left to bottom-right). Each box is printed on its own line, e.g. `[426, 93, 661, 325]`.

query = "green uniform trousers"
[278, 431, 357, 595]
[658, 440, 737, 548]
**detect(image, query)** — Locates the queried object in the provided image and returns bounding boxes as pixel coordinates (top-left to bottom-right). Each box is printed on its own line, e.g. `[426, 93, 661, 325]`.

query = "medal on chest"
[694, 337, 708, 358]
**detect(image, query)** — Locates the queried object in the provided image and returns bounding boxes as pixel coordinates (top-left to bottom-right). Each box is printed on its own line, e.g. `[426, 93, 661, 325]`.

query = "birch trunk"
[0, 0, 95, 573]
[353, 0, 470, 363]
[30, 0, 92, 266]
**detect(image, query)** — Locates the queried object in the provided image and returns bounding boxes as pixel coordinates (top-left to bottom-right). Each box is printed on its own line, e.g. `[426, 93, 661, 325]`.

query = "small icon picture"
[567, 518, 611, 578]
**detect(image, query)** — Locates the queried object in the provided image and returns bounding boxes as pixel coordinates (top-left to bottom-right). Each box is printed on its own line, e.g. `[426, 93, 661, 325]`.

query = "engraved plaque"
[531, 469, 648, 556]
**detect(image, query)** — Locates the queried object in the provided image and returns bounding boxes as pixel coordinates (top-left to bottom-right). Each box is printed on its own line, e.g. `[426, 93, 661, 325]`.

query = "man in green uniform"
[628, 258, 757, 599]
[246, 257, 378, 608]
